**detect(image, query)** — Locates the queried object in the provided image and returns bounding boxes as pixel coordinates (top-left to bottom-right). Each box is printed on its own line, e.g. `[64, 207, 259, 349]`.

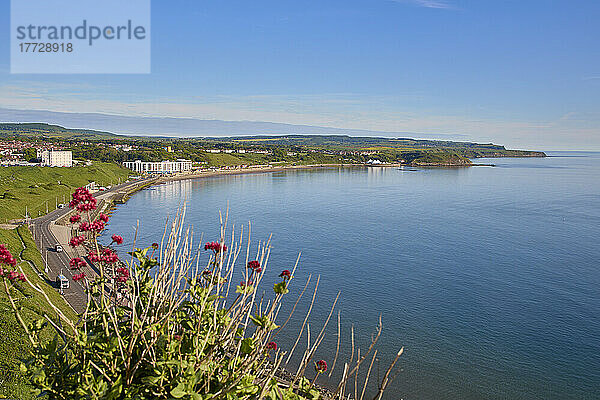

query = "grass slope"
[0, 226, 77, 399]
[0, 162, 131, 221]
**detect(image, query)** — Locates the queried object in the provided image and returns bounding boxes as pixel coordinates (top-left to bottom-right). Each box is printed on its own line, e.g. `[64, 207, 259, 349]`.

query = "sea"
[102, 151, 600, 400]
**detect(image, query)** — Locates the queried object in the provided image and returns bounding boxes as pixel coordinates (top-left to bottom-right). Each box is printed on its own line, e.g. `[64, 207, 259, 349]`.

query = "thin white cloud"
[1, 84, 598, 150]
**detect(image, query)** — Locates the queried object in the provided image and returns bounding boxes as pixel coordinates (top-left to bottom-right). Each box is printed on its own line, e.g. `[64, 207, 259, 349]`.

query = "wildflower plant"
[3, 187, 402, 399]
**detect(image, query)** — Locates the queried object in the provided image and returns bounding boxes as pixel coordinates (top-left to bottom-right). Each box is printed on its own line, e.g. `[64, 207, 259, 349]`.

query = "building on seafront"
[123, 159, 193, 174]
[37, 149, 73, 167]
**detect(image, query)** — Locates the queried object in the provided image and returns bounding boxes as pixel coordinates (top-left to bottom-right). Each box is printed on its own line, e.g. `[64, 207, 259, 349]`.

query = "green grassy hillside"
[0, 162, 131, 221]
[0, 226, 76, 399]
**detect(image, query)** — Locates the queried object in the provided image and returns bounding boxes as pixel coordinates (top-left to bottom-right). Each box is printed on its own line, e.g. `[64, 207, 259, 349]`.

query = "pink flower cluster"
[69, 187, 97, 212]
[88, 251, 100, 262]
[247, 260, 262, 273]
[101, 248, 119, 264]
[115, 266, 130, 283]
[0, 245, 26, 283]
[69, 257, 86, 270]
[266, 341, 277, 350]
[279, 270, 291, 279]
[204, 241, 227, 253]
[111, 234, 123, 245]
[69, 235, 85, 247]
[0, 269, 26, 282]
[98, 213, 109, 223]
[73, 272, 86, 281]
[78, 219, 106, 232]
[315, 359, 327, 373]
[70, 214, 81, 223]
[0, 244, 17, 267]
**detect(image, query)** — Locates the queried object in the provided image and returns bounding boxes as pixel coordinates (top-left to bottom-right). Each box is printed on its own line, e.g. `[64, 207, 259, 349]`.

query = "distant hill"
[0, 123, 118, 140]
[209, 134, 507, 150]
[206, 135, 546, 157]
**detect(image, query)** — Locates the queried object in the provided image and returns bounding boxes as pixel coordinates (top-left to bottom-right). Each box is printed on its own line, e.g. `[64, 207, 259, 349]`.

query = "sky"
[0, 0, 599, 150]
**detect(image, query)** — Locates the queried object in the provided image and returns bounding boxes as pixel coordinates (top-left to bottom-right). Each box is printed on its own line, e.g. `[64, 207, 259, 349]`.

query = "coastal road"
[28, 178, 155, 313]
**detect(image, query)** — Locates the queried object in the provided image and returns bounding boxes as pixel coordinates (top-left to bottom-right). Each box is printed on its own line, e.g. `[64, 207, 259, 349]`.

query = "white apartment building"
[123, 159, 193, 174]
[37, 150, 73, 167]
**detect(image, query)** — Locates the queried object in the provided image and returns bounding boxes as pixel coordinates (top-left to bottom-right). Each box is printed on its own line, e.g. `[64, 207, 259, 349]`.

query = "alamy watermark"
[11, 0, 151, 74]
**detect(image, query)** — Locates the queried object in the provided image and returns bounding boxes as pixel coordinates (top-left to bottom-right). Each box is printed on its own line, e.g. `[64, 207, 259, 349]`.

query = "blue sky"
[1, 0, 599, 150]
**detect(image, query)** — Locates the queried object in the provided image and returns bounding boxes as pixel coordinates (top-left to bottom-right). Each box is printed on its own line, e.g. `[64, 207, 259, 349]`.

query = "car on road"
[57, 274, 69, 290]
[55, 244, 63, 252]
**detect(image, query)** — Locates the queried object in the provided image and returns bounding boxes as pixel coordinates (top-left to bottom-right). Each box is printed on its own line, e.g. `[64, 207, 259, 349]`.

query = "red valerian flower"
[70, 188, 97, 212]
[239, 279, 253, 287]
[90, 220, 105, 232]
[79, 222, 91, 232]
[279, 270, 291, 279]
[69, 214, 81, 223]
[7, 270, 19, 281]
[152, 242, 159, 249]
[115, 266, 130, 283]
[266, 341, 277, 350]
[98, 213, 109, 223]
[247, 260, 260, 269]
[111, 234, 123, 245]
[204, 241, 227, 253]
[73, 272, 86, 281]
[101, 248, 119, 263]
[173, 334, 182, 341]
[247, 260, 261, 273]
[69, 257, 86, 270]
[88, 251, 100, 262]
[69, 235, 85, 247]
[76, 200, 97, 212]
[0, 268, 21, 281]
[315, 360, 327, 373]
[0, 244, 17, 267]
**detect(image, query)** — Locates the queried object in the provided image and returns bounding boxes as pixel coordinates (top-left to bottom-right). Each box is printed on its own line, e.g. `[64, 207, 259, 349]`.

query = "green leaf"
[106, 375, 123, 400]
[181, 319, 194, 331]
[236, 284, 254, 294]
[250, 314, 279, 331]
[170, 382, 187, 398]
[240, 337, 255, 354]
[274, 281, 289, 294]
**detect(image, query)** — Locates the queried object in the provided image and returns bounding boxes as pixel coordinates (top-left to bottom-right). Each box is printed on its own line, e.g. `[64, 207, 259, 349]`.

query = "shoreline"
[77, 154, 537, 211]
[153, 161, 479, 185]
[155, 163, 364, 184]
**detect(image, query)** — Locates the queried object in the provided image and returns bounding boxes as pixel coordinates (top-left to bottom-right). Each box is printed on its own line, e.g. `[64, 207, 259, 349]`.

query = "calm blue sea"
[102, 152, 600, 400]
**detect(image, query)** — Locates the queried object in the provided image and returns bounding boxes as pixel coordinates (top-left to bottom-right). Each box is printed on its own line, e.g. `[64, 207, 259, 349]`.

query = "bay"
[102, 151, 600, 399]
